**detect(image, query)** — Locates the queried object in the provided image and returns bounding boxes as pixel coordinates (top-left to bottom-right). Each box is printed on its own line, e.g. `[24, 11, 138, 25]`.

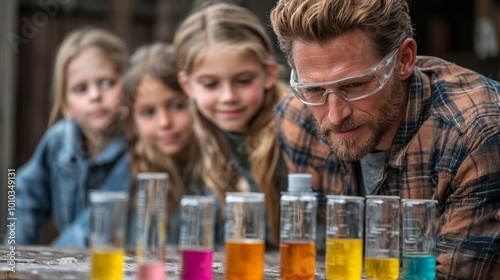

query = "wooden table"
[0, 246, 329, 279]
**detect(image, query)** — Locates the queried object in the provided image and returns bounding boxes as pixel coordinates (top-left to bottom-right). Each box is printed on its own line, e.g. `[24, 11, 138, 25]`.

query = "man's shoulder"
[276, 93, 316, 122]
[415, 55, 455, 70]
[415, 55, 499, 88]
[415, 56, 500, 130]
[277, 92, 307, 113]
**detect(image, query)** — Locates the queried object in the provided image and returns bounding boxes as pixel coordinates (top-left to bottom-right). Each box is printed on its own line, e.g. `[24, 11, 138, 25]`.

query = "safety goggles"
[290, 49, 398, 105]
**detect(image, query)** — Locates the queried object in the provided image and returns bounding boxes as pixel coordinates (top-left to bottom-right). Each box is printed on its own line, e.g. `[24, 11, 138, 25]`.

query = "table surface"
[0, 246, 332, 280]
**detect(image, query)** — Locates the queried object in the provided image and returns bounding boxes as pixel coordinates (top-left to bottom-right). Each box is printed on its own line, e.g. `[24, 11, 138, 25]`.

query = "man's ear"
[178, 71, 194, 98]
[397, 38, 417, 80]
[264, 61, 279, 90]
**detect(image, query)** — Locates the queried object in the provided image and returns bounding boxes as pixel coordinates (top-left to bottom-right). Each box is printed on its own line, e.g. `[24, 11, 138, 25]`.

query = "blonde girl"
[12, 27, 129, 246]
[123, 43, 205, 244]
[173, 2, 288, 245]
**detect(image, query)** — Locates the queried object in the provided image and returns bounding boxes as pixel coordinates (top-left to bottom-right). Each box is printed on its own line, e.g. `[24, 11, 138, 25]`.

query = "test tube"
[325, 195, 365, 280]
[224, 192, 265, 280]
[136, 173, 168, 280]
[89, 191, 129, 280]
[365, 195, 400, 280]
[402, 199, 437, 280]
[179, 195, 215, 280]
[280, 187, 317, 279]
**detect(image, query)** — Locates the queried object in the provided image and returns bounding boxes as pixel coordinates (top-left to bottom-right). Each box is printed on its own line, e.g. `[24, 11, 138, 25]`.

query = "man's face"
[292, 29, 406, 161]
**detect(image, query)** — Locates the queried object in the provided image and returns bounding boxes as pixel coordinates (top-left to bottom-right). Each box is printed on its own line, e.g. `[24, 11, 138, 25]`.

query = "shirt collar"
[389, 66, 432, 163]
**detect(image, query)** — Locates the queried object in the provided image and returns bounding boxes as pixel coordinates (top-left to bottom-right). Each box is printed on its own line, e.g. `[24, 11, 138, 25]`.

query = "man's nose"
[326, 92, 352, 125]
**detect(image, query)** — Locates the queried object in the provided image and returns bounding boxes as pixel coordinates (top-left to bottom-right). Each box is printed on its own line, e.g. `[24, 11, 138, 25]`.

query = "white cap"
[288, 173, 312, 192]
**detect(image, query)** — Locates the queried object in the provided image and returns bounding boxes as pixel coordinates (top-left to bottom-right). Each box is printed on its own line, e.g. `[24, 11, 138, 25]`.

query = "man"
[270, 0, 500, 278]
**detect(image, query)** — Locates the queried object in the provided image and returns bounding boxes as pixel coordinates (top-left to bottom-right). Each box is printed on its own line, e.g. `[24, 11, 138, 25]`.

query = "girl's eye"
[237, 78, 253, 85]
[139, 108, 155, 117]
[100, 79, 116, 89]
[72, 84, 87, 94]
[201, 81, 217, 89]
[170, 100, 188, 111]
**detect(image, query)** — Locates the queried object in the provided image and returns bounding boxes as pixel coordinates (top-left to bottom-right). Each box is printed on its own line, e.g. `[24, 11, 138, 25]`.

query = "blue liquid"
[403, 255, 436, 280]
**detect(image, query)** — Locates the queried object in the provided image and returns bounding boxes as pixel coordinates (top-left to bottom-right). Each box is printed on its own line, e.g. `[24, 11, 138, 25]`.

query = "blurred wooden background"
[1, 0, 499, 238]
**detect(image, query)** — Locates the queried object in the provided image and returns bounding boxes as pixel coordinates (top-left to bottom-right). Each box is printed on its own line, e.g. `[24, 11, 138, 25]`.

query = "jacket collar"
[389, 66, 431, 166]
[59, 119, 127, 165]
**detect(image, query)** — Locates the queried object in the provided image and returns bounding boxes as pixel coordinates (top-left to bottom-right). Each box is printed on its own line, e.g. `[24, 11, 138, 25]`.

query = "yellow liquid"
[91, 248, 124, 280]
[225, 239, 265, 280]
[280, 240, 316, 279]
[325, 238, 363, 280]
[365, 258, 399, 280]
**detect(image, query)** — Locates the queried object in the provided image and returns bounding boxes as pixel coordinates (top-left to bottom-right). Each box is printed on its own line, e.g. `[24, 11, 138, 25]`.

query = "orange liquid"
[225, 239, 265, 280]
[280, 240, 316, 280]
[91, 248, 124, 280]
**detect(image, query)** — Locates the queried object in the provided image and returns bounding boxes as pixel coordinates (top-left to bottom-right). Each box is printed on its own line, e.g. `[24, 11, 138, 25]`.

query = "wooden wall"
[14, 0, 151, 167]
[10, 0, 500, 168]
[13, 0, 285, 168]
[0, 0, 19, 241]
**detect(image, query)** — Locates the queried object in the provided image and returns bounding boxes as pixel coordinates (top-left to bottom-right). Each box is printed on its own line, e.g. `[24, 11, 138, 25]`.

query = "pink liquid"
[138, 262, 165, 280]
[181, 248, 213, 280]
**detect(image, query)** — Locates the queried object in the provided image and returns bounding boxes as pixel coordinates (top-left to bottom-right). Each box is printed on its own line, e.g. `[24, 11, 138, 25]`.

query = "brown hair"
[123, 43, 202, 216]
[270, 0, 413, 67]
[173, 2, 286, 243]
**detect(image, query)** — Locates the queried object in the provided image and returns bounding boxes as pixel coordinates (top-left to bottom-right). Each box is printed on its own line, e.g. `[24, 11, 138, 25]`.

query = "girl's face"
[133, 75, 194, 160]
[180, 47, 278, 133]
[64, 48, 124, 136]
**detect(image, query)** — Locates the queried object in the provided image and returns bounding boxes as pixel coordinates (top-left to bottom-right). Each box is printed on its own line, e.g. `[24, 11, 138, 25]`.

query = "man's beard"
[316, 78, 405, 162]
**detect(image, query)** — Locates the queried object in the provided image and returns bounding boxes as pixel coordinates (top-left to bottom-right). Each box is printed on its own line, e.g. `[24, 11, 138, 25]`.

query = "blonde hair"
[270, 0, 413, 67]
[123, 43, 203, 216]
[48, 27, 128, 126]
[173, 2, 286, 243]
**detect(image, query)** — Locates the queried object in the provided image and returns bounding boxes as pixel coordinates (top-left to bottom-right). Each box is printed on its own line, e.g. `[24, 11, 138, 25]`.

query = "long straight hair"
[174, 2, 287, 243]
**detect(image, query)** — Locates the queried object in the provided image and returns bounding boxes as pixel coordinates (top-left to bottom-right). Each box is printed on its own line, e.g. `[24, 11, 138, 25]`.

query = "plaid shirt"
[275, 56, 500, 279]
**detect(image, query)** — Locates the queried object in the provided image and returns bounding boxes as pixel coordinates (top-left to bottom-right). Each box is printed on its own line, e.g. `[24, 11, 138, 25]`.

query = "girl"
[173, 2, 288, 246]
[123, 42, 208, 245]
[12, 27, 130, 246]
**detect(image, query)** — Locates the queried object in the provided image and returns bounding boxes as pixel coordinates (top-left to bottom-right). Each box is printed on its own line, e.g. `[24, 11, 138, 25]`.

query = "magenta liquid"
[138, 262, 166, 280]
[181, 248, 213, 280]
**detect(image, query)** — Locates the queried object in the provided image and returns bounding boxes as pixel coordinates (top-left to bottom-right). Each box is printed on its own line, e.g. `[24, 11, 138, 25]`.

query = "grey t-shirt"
[359, 151, 389, 195]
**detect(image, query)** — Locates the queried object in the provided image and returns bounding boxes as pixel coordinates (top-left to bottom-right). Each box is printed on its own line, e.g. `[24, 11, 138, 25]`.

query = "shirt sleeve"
[274, 93, 333, 192]
[9, 133, 53, 245]
[436, 125, 500, 278]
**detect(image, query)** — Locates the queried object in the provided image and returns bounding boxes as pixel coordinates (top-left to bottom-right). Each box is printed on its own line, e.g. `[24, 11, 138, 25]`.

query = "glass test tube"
[136, 173, 168, 280]
[224, 192, 266, 280]
[402, 199, 437, 280]
[365, 195, 401, 280]
[280, 191, 317, 280]
[325, 195, 365, 280]
[89, 191, 129, 280]
[179, 195, 215, 280]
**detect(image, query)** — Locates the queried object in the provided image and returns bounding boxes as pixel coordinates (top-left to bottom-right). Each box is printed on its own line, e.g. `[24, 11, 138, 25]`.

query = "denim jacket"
[11, 119, 130, 246]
